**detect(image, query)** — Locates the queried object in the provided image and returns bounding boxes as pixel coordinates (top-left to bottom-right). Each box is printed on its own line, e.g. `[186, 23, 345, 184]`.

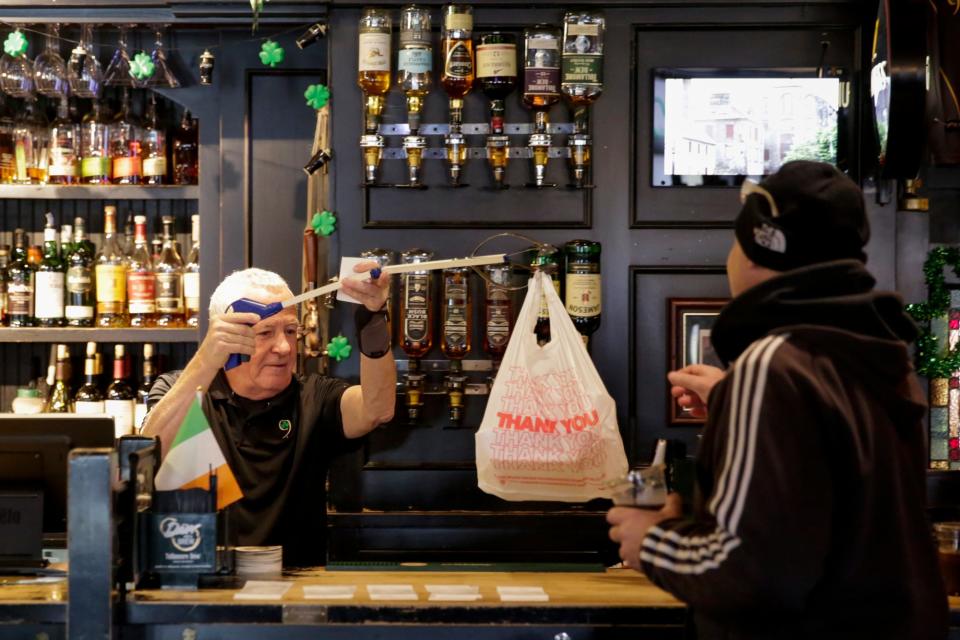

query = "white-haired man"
[143, 263, 395, 566]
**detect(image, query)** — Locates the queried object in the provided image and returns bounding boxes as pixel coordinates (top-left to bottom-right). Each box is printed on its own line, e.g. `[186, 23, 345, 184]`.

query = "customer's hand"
[196, 312, 260, 371]
[607, 494, 683, 571]
[340, 260, 391, 312]
[667, 364, 726, 419]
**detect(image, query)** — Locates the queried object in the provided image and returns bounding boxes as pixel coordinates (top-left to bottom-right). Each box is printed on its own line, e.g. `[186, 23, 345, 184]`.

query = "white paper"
[367, 584, 418, 601]
[336, 257, 367, 305]
[428, 593, 483, 602]
[496, 586, 549, 602]
[425, 584, 479, 594]
[302, 585, 357, 600]
[233, 580, 292, 600]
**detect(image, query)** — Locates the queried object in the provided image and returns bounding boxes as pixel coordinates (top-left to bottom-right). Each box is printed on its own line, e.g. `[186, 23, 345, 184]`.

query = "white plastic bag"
[476, 270, 628, 502]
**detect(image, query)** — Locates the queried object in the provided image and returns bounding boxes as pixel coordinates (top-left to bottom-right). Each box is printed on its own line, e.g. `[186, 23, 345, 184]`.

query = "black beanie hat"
[734, 160, 870, 272]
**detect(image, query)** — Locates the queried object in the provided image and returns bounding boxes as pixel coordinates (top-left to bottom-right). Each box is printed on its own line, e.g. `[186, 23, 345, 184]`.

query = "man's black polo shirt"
[148, 370, 350, 566]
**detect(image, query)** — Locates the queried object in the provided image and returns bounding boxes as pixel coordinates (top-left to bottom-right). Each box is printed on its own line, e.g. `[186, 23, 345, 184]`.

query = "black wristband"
[355, 305, 391, 358]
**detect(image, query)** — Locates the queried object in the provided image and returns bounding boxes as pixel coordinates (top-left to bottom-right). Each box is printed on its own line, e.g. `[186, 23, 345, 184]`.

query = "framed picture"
[668, 298, 729, 425]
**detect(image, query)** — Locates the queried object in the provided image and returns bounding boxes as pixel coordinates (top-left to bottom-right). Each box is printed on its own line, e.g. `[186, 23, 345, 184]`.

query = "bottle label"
[95, 264, 126, 314]
[75, 400, 105, 415]
[135, 402, 148, 432]
[184, 272, 200, 311]
[477, 43, 517, 78]
[48, 150, 79, 177]
[445, 41, 473, 78]
[67, 265, 93, 293]
[565, 273, 601, 317]
[66, 305, 94, 319]
[537, 274, 561, 319]
[359, 32, 391, 72]
[400, 26, 430, 47]
[156, 272, 184, 313]
[112, 156, 142, 178]
[443, 278, 468, 352]
[445, 12, 472, 32]
[486, 301, 511, 349]
[403, 274, 429, 342]
[34, 271, 65, 319]
[81, 157, 110, 178]
[567, 23, 600, 37]
[105, 399, 135, 437]
[524, 37, 560, 95]
[562, 54, 602, 86]
[8, 281, 33, 316]
[143, 157, 167, 177]
[398, 48, 433, 74]
[128, 272, 157, 314]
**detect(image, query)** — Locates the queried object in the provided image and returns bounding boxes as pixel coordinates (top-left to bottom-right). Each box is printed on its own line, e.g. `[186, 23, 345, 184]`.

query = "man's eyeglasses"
[740, 179, 781, 218]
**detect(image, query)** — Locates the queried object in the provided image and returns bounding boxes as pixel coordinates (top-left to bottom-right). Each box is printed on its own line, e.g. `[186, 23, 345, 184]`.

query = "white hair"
[208, 268, 292, 318]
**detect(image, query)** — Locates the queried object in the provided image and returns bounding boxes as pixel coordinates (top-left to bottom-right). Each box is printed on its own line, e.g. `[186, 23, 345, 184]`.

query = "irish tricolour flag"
[154, 396, 242, 510]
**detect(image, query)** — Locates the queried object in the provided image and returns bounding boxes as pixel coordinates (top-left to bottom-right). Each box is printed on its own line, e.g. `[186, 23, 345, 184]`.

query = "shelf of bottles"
[0, 185, 199, 200]
[0, 328, 196, 342]
[358, 5, 604, 189]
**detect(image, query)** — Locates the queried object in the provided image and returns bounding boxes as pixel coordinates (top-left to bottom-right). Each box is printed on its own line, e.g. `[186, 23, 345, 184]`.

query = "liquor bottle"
[0, 244, 9, 326]
[477, 32, 517, 133]
[95, 206, 129, 327]
[7, 229, 35, 327]
[36, 213, 66, 327]
[74, 341, 105, 415]
[441, 266, 471, 359]
[184, 214, 200, 327]
[357, 7, 392, 134]
[110, 89, 142, 185]
[155, 215, 184, 327]
[150, 236, 162, 266]
[44, 344, 73, 413]
[66, 217, 95, 327]
[522, 24, 561, 132]
[564, 239, 601, 347]
[172, 111, 198, 185]
[122, 213, 135, 259]
[81, 101, 111, 184]
[13, 99, 40, 184]
[105, 344, 136, 437]
[0, 98, 15, 183]
[59, 223, 73, 261]
[398, 249, 434, 358]
[127, 215, 156, 327]
[141, 94, 167, 185]
[398, 5, 432, 133]
[440, 4, 474, 130]
[531, 246, 561, 346]
[135, 343, 156, 431]
[561, 10, 605, 130]
[483, 263, 512, 358]
[48, 97, 80, 185]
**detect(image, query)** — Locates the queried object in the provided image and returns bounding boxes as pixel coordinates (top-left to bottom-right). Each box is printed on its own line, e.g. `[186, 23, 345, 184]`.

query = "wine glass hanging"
[33, 23, 70, 98]
[68, 24, 103, 98]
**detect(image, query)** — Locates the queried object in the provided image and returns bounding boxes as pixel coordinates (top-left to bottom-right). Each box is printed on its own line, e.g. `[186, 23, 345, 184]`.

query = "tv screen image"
[652, 74, 841, 186]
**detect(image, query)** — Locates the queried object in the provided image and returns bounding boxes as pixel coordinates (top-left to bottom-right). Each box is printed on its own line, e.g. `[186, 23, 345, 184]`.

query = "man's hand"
[340, 260, 390, 312]
[667, 364, 725, 419]
[607, 494, 683, 570]
[196, 312, 260, 371]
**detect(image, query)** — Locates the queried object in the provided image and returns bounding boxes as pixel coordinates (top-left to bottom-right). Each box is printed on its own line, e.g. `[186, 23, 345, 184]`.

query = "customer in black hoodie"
[607, 161, 948, 639]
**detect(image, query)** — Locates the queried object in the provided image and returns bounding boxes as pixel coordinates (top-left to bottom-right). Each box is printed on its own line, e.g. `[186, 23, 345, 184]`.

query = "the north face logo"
[754, 223, 786, 253]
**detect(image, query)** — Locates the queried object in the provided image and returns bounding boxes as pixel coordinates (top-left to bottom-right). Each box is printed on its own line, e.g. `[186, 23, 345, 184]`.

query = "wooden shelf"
[0, 185, 199, 200]
[0, 327, 198, 343]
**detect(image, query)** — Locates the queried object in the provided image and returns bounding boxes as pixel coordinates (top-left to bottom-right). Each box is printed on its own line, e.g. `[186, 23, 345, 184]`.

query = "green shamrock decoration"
[259, 40, 284, 67]
[311, 210, 337, 237]
[304, 83, 330, 110]
[3, 31, 28, 58]
[326, 335, 352, 362]
[129, 52, 156, 81]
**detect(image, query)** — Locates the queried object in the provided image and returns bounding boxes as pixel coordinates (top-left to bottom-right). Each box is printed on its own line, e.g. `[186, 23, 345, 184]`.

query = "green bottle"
[36, 213, 66, 327]
[7, 228, 35, 327]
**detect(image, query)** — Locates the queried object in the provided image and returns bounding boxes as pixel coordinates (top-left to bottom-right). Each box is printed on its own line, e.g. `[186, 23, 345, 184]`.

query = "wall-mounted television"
[652, 69, 845, 187]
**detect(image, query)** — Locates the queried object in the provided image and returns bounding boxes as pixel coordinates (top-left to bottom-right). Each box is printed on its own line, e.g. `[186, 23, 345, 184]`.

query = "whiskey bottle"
[44, 344, 73, 413]
[35, 213, 66, 327]
[522, 24, 561, 132]
[12, 99, 42, 184]
[184, 214, 200, 327]
[477, 32, 517, 134]
[141, 94, 167, 185]
[172, 111, 198, 185]
[0, 98, 15, 183]
[80, 101, 111, 184]
[135, 343, 156, 431]
[155, 215, 184, 327]
[110, 89, 142, 185]
[74, 341, 105, 415]
[561, 10, 605, 131]
[66, 217, 95, 326]
[531, 246, 561, 346]
[105, 344, 136, 437]
[0, 244, 9, 326]
[440, 4, 474, 131]
[127, 214, 156, 327]
[398, 5, 432, 133]
[564, 239, 601, 346]
[399, 249, 434, 358]
[483, 263, 512, 358]
[48, 97, 80, 185]
[358, 7, 392, 134]
[8, 229, 35, 327]
[59, 223, 73, 261]
[441, 266, 471, 359]
[95, 206, 128, 327]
